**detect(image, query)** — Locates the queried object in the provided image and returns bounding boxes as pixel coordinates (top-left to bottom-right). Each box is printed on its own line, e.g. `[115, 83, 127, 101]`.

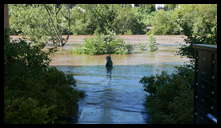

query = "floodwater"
[50, 35, 189, 124]
[56, 64, 181, 124]
[50, 45, 188, 66]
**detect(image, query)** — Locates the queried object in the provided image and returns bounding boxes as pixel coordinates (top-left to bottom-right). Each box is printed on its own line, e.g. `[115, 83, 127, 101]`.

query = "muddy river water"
[50, 35, 189, 124]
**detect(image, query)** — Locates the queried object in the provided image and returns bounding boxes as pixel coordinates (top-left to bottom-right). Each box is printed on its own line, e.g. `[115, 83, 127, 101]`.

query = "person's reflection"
[105, 55, 113, 79]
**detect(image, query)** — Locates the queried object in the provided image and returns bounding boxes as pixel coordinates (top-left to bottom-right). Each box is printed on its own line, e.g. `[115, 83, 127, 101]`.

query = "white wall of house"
[155, 4, 165, 10]
[131, 4, 135, 8]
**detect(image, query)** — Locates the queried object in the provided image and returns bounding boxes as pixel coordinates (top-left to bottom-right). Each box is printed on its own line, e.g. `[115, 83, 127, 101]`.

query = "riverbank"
[10, 35, 186, 44]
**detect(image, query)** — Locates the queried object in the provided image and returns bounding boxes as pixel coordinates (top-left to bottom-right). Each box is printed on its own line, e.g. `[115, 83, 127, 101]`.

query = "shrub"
[138, 42, 148, 51]
[4, 33, 84, 124]
[9, 4, 72, 46]
[73, 34, 131, 55]
[10, 4, 148, 36]
[175, 4, 217, 58]
[140, 65, 194, 123]
[164, 4, 177, 11]
[148, 34, 158, 52]
[148, 10, 182, 35]
[113, 6, 146, 34]
[4, 97, 57, 124]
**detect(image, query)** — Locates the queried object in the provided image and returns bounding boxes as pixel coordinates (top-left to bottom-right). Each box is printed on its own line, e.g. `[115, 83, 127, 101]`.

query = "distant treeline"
[9, 4, 216, 44]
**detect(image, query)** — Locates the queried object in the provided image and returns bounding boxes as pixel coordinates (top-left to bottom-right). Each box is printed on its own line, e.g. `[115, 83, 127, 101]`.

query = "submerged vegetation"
[147, 34, 158, 52]
[138, 34, 158, 53]
[4, 30, 84, 124]
[73, 33, 132, 55]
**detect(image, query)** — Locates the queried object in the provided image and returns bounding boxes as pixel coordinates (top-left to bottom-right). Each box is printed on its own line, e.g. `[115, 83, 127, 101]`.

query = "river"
[50, 35, 189, 124]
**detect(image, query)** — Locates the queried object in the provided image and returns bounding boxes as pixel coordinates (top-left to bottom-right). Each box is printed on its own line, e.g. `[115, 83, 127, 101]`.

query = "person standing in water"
[105, 55, 113, 75]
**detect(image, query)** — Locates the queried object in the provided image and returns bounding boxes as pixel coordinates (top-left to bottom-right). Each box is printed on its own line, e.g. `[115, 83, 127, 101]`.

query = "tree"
[113, 6, 146, 34]
[9, 4, 50, 44]
[9, 4, 74, 47]
[149, 10, 181, 35]
[175, 4, 217, 58]
[43, 4, 75, 47]
[69, 4, 146, 35]
[137, 4, 155, 14]
[165, 4, 177, 10]
[91, 4, 118, 35]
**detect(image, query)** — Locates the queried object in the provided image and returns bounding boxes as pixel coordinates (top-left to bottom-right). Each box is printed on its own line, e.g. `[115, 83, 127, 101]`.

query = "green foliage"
[9, 4, 72, 46]
[4, 97, 56, 124]
[91, 5, 118, 35]
[143, 4, 217, 58]
[70, 4, 97, 35]
[9, 4, 50, 44]
[10, 4, 147, 36]
[164, 4, 177, 11]
[70, 4, 119, 35]
[73, 33, 131, 55]
[137, 4, 155, 14]
[140, 65, 194, 123]
[9, 4, 216, 58]
[4, 31, 84, 124]
[148, 10, 182, 35]
[113, 6, 146, 34]
[4, 38, 53, 88]
[175, 4, 217, 58]
[9, 4, 217, 38]
[138, 42, 148, 51]
[140, 71, 170, 95]
[134, 4, 155, 27]
[148, 34, 158, 52]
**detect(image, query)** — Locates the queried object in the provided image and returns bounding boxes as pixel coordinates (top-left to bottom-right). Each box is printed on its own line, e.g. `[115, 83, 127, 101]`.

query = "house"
[155, 4, 165, 10]
[130, 4, 165, 10]
[131, 4, 140, 8]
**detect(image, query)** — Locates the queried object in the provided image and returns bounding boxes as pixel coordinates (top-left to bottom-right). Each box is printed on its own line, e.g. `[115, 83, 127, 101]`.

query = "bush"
[140, 5, 216, 124]
[4, 97, 57, 124]
[9, 4, 72, 47]
[4, 32, 84, 124]
[148, 10, 182, 35]
[9, 4, 54, 44]
[73, 34, 131, 55]
[10, 4, 148, 36]
[164, 4, 177, 11]
[113, 6, 146, 34]
[148, 34, 158, 52]
[138, 42, 148, 51]
[175, 4, 217, 58]
[140, 65, 194, 123]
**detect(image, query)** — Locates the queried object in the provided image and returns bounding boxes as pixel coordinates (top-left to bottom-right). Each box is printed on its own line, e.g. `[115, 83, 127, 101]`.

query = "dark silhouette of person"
[105, 56, 113, 75]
